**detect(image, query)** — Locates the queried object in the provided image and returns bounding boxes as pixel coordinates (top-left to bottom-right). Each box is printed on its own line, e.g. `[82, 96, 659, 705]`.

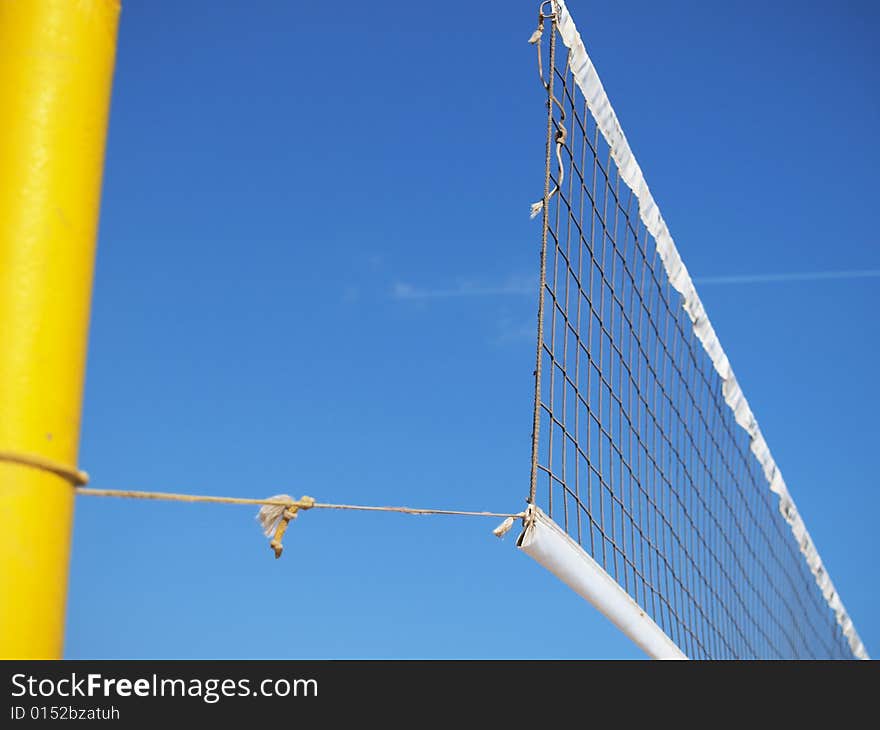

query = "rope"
[76, 488, 308, 508]
[0, 448, 89, 486]
[75, 488, 522, 518]
[74, 487, 527, 559]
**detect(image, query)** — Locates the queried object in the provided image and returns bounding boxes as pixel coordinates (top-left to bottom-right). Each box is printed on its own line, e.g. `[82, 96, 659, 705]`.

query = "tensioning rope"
[0, 447, 526, 559]
[76, 490, 526, 558]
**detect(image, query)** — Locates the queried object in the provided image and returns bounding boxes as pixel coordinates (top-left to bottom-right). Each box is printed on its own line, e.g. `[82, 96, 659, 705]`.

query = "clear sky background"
[66, 0, 879, 658]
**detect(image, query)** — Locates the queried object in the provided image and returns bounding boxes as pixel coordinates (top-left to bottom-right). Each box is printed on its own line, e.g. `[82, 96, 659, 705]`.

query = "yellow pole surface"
[0, 0, 120, 658]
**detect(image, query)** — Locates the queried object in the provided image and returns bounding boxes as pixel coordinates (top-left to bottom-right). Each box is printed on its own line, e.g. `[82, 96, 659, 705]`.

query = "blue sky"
[66, 0, 879, 658]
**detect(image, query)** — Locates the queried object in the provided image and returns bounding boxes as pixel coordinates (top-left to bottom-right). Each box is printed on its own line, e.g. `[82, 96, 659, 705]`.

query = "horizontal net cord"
[75, 488, 523, 519]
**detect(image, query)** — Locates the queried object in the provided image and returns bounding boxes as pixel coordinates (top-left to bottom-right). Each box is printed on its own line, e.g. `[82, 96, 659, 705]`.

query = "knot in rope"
[259, 494, 315, 559]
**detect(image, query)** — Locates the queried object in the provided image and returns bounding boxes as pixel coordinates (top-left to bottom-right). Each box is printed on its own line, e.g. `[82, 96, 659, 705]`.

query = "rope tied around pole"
[0, 449, 89, 487]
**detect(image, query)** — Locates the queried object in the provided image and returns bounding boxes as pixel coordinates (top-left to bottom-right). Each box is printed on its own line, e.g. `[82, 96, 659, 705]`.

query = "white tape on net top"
[552, 0, 867, 660]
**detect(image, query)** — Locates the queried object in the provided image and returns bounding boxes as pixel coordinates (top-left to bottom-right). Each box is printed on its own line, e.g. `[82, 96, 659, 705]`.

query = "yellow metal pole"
[0, 0, 120, 658]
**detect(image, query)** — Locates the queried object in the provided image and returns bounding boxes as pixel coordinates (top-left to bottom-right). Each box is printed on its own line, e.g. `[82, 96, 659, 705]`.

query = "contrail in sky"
[692, 269, 880, 286]
[392, 279, 535, 300]
[392, 269, 880, 300]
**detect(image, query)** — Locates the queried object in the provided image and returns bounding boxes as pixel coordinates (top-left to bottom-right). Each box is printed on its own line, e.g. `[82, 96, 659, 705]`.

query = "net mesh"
[527, 7, 853, 659]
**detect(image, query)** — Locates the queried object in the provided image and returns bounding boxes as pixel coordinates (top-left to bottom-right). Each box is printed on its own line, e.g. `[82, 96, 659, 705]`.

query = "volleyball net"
[520, 0, 866, 659]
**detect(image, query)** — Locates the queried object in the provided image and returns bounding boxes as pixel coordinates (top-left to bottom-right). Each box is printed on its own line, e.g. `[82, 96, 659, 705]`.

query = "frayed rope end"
[492, 516, 516, 539]
[257, 495, 294, 537]
[529, 200, 544, 219]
